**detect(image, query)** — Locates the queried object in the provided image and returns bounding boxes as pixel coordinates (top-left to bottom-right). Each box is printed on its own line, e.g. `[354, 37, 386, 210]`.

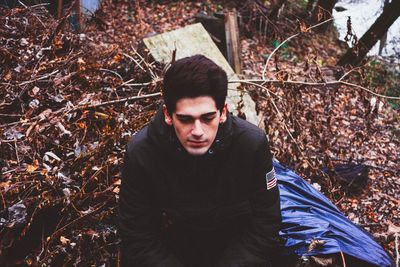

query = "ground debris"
[0, 1, 399, 265]
[0, 3, 160, 265]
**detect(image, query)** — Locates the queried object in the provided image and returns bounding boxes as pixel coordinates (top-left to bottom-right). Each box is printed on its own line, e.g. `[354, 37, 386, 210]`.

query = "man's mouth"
[187, 140, 207, 147]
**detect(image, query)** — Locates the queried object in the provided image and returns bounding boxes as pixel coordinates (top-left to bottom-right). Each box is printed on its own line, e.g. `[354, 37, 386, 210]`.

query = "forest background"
[0, 0, 399, 266]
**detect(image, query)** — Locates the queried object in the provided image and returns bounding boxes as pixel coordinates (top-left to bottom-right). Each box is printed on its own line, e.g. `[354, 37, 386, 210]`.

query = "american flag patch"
[266, 168, 277, 190]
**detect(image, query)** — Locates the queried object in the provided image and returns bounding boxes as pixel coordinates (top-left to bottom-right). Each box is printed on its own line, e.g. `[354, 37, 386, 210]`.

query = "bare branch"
[18, 70, 59, 86]
[131, 46, 157, 80]
[232, 80, 282, 99]
[0, 113, 22, 118]
[122, 52, 147, 73]
[100, 68, 123, 81]
[262, 18, 334, 80]
[395, 233, 399, 267]
[229, 79, 400, 100]
[0, 92, 161, 129]
[79, 92, 161, 109]
[338, 67, 361, 81]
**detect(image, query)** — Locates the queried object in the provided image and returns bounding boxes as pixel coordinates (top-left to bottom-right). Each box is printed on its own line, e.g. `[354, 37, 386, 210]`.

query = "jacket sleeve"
[216, 137, 282, 267]
[118, 150, 183, 267]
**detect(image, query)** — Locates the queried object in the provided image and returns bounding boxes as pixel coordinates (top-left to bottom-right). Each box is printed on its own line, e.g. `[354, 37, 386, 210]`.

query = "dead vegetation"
[0, 1, 399, 266]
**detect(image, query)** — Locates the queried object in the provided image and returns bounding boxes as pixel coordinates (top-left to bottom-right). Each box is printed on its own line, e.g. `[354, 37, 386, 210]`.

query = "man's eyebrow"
[201, 111, 217, 117]
[176, 114, 193, 119]
[175, 111, 217, 118]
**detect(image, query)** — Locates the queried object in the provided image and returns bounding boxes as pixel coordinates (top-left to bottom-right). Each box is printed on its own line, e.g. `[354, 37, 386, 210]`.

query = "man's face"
[164, 96, 227, 156]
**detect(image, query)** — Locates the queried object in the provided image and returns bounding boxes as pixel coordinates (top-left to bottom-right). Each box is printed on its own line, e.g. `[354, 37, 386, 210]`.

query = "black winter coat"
[119, 107, 282, 267]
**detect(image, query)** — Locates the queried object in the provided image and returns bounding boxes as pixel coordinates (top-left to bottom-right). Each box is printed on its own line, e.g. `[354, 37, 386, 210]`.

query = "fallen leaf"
[26, 160, 39, 173]
[60, 236, 70, 245]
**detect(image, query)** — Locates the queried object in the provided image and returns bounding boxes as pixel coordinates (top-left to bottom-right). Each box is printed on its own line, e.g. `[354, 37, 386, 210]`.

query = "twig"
[266, 90, 301, 148]
[340, 251, 347, 267]
[0, 190, 5, 209]
[260, 84, 312, 167]
[131, 46, 157, 79]
[30, 3, 51, 8]
[231, 78, 335, 86]
[101, 70, 155, 91]
[99, 68, 123, 81]
[18, 0, 28, 7]
[40, 197, 113, 263]
[122, 53, 146, 73]
[339, 81, 400, 100]
[338, 67, 361, 81]
[395, 233, 399, 267]
[229, 79, 400, 100]
[78, 92, 161, 109]
[18, 0, 46, 27]
[1, 169, 18, 175]
[262, 18, 334, 80]
[0, 139, 19, 143]
[122, 82, 153, 87]
[0, 92, 161, 128]
[117, 247, 122, 267]
[229, 79, 321, 171]
[18, 70, 59, 86]
[117, 77, 155, 88]
[14, 141, 20, 165]
[0, 113, 22, 118]
[62, 167, 106, 213]
[253, 3, 279, 36]
[0, 82, 13, 86]
[231, 80, 282, 99]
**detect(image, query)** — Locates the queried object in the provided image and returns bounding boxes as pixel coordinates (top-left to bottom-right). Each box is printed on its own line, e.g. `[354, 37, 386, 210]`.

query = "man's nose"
[191, 120, 204, 137]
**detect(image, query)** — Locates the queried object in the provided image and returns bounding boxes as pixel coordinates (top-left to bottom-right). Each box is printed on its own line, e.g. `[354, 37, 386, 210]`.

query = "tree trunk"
[378, 0, 389, 56]
[338, 0, 400, 66]
[312, 0, 337, 32]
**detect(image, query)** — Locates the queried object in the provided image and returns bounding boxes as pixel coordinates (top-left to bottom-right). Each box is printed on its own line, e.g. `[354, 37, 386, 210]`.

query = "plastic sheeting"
[81, 0, 101, 15]
[275, 161, 394, 267]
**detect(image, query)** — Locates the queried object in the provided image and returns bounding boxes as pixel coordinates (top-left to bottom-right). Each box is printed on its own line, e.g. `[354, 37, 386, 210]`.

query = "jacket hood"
[147, 105, 234, 158]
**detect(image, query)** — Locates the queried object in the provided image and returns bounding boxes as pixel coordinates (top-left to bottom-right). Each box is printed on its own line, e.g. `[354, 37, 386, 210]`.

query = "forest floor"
[0, 0, 399, 266]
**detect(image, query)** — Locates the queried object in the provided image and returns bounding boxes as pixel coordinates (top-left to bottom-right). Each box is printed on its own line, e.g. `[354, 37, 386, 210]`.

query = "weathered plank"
[143, 23, 261, 127]
[225, 9, 241, 74]
[57, 0, 63, 18]
[76, 0, 82, 31]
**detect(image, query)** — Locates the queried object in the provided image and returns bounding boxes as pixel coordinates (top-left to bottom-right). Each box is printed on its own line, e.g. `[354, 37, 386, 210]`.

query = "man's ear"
[163, 105, 173, 126]
[220, 104, 228, 123]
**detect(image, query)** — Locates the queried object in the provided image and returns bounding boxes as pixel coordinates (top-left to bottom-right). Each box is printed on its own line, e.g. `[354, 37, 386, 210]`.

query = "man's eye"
[178, 117, 192, 123]
[202, 116, 215, 122]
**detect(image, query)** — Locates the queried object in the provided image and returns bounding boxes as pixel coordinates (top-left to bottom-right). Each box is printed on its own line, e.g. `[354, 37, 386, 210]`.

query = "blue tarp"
[81, 0, 101, 15]
[275, 161, 394, 267]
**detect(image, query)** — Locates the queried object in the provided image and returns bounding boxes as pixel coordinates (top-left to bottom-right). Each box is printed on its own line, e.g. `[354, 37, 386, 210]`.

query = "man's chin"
[184, 146, 210, 156]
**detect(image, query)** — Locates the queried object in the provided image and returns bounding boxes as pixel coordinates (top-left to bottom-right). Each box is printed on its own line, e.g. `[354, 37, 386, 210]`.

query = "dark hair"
[163, 55, 228, 114]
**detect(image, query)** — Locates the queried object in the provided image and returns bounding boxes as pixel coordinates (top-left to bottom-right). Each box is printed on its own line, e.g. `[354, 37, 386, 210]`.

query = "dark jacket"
[119, 107, 282, 267]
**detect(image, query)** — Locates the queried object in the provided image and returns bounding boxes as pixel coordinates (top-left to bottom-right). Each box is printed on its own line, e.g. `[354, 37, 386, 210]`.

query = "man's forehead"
[174, 96, 218, 116]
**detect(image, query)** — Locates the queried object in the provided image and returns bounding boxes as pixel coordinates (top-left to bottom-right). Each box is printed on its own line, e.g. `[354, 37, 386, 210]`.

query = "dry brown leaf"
[60, 236, 70, 245]
[26, 159, 39, 173]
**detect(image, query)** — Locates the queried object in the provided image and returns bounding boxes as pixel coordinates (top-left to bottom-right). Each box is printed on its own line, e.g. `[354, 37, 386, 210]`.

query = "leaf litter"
[0, 0, 399, 265]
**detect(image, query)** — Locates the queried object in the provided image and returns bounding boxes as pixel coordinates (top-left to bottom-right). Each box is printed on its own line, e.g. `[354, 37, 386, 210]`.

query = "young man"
[119, 55, 282, 267]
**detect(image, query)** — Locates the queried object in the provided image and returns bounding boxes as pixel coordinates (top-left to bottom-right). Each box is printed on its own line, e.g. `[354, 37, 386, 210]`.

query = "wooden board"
[143, 23, 261, 127]
[225, 9, 241, 74]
